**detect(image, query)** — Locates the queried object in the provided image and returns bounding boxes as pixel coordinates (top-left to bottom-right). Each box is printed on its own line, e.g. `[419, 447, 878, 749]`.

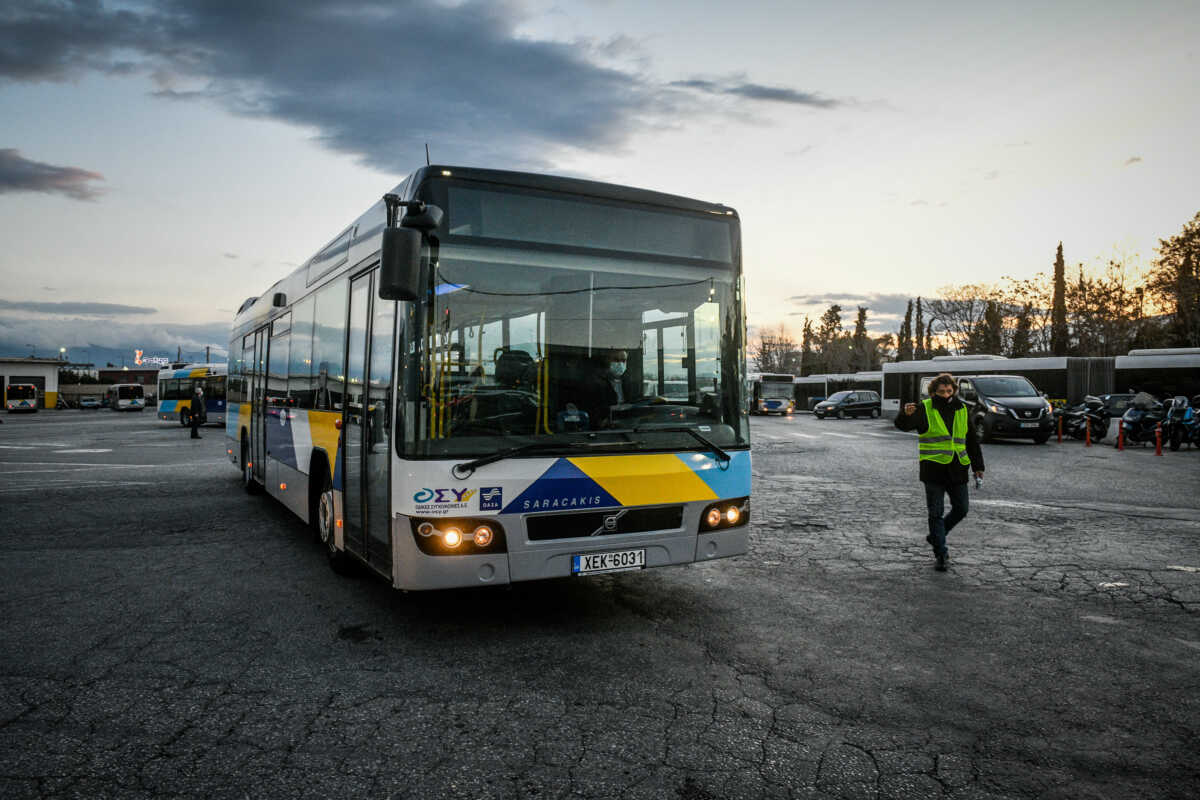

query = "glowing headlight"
[473, 525, 494, 547]
[725, 506, 740, 525]
[987, 403, 1005, 414]
[442, 527, 463, 548]
[706, 508, 722, 528]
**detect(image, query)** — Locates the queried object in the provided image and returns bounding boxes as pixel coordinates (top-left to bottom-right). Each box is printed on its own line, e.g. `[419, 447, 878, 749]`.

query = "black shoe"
[935, 554, 947, 571]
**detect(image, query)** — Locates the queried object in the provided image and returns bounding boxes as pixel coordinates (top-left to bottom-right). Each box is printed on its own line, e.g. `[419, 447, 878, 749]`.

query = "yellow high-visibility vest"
[918, 398, 971, 465]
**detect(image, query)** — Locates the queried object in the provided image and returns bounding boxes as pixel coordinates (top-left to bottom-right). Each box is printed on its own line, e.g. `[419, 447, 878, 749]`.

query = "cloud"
[785, 292, 915, 321]
[984, 170, 999, 180]
[1123, 156, 1142, 166]
[0, 148, 105, 200]
[0, 2, 845, 170]
[0, 298, 156, 315]
[0, 315, 229, 360]
[223, 252, 238, 259]
[670, 78, 840, 108]
[909, 199, 928, 206]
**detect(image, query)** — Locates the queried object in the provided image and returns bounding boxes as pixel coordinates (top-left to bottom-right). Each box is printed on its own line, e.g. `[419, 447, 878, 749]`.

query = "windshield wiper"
[632, 425, 731, 466]
[452, 439, 645, 479]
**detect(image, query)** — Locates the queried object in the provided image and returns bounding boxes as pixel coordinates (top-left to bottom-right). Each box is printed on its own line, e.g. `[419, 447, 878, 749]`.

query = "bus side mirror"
[379, 196, 443, 302]
[379, 227, 423, 301]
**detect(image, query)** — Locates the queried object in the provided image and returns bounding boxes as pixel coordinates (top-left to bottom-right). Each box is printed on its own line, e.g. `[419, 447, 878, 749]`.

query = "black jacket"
[893, 396, 985, 485]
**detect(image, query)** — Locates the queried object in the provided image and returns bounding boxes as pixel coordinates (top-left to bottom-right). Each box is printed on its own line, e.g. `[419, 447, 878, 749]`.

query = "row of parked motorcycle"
[1053, 392, 1200, 451]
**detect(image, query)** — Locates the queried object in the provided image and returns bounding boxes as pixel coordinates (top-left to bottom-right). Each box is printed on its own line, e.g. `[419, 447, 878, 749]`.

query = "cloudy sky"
[2, 0, 1197, 360]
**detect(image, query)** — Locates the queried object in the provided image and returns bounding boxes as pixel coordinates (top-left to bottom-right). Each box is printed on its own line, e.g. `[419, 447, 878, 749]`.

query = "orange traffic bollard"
[1118, 419, 1125, 450]
[1156, 422, 1163, 456]
[1085, 419, 1091, 447]
[1057, 414, 1063, 443]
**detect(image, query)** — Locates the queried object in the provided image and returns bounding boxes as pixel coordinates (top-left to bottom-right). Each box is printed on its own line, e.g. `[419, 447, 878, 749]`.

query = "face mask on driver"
[609, 362, 626, 378]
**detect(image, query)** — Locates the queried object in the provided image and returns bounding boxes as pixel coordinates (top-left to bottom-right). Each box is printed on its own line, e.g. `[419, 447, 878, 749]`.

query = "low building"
[97, 367, 161, 387]
[0, 357, 65, 409]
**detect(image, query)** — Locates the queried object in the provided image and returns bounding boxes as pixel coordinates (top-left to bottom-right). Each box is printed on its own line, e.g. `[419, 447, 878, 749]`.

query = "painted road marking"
[53, 449, 113, 454]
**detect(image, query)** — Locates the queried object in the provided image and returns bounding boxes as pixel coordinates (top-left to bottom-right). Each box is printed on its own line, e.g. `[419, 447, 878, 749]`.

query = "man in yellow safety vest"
[894, 372, 985, 571]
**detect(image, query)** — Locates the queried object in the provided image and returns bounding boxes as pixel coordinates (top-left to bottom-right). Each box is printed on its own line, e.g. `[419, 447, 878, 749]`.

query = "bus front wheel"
[315, 474, 353, 575]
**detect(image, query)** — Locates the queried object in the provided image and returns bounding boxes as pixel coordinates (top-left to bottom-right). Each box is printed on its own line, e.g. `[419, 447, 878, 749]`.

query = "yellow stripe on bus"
[568, 453, 718, 507]
[307, 410, 341, 479]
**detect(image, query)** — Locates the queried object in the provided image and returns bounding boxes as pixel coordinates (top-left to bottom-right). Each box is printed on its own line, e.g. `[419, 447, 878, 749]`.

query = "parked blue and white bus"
[747, 372, 795, 414]
[157, 363, 228, 426]
[227, 166, 751, 591]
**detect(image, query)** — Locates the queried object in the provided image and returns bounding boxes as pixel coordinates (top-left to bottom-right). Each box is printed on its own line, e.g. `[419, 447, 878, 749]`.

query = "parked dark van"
[955, 375, 1054, 443]
[813, 390, 881, 419]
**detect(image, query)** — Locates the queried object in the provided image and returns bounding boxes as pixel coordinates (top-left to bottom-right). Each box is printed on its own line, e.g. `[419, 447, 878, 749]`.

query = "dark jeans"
[924, 481, 969, 557]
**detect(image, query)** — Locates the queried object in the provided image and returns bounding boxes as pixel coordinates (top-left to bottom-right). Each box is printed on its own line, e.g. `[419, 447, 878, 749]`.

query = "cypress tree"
[914, 297, 925, 359]
[1051, 242, 1068, 355]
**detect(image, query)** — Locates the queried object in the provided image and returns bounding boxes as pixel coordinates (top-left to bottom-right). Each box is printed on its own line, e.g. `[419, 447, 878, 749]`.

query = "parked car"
[813, 390, 881, 419]
[957, 375, 1054, 443]
[78, 395, 101, 409]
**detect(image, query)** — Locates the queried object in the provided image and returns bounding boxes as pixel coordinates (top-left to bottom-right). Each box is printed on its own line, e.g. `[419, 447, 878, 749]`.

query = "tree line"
[752, 211, 1200, 373]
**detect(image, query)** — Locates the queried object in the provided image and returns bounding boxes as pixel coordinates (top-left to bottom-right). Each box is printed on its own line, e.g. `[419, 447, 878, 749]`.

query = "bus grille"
[526, 506, 684, 541]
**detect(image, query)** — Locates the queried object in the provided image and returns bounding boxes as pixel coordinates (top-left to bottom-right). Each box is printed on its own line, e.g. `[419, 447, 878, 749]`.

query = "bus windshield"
[400, 191, 746, 459]
[759, 380, 793, 399]
[8, 385, 35, 400]
[974, 377, 1038, 398]
[118, 385, 144, 399]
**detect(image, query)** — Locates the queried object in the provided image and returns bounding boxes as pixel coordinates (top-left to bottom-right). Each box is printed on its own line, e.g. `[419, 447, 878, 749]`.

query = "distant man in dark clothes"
[894, 372, 985, 571]
[189, 384, 205, 439]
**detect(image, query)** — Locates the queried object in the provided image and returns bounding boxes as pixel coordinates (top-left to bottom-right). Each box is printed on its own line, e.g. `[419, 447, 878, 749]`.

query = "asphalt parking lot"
[1, 410, 1198, 799]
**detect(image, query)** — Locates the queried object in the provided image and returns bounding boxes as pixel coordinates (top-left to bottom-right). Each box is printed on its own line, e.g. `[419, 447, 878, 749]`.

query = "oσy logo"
[413, 487, 477, 504]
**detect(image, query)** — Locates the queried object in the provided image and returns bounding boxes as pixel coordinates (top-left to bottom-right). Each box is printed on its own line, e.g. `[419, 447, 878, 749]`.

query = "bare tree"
[751, 323, 800, 374]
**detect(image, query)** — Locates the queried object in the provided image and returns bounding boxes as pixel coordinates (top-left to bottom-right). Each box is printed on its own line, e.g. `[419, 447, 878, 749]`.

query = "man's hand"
[974, 470, 984, 478]
[903, 402, 917, 416]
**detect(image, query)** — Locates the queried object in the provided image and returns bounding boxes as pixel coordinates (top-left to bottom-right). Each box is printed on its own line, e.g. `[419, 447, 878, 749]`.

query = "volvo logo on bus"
[603, 515, 619, 531]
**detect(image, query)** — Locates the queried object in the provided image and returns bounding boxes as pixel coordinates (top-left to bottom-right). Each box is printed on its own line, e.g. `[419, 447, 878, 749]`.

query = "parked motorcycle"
[1054, 395, 1109, 441]
[1163, 395, 1200, 451]
[1117, 391, 1166, 447]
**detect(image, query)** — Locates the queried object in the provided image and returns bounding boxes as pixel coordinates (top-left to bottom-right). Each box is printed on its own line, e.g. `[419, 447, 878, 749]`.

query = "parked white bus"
[105, 383, 146, 411]
[227, 166, 752, 591]
[5, 383, 38, 412]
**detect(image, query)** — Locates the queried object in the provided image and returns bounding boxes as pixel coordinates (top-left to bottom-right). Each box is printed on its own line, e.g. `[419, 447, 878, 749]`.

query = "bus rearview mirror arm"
[379, 194, 443, 302]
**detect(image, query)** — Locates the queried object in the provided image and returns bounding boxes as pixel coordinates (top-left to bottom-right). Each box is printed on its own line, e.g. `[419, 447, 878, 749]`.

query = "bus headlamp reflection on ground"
[410, 517, 506, 556]
[700, 498, 749, 532]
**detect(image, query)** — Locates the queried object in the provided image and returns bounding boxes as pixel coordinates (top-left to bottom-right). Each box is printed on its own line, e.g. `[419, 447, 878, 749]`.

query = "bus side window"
[313, 280, 348, 411]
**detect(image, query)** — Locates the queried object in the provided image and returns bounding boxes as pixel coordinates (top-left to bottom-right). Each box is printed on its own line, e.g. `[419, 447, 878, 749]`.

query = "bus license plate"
[1020, 422, 1039, 428]
[573, 549, 645, 575]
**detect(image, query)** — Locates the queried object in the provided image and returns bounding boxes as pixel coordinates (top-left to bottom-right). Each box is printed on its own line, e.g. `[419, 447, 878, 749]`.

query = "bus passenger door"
[342, 275, 370, 556]
[249, 329, 266, 482]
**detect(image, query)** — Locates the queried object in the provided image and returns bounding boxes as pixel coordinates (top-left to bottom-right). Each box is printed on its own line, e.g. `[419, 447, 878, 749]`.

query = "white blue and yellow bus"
[227, 166, 751, 591]
[5, 383, 38, 412]
[104, 383, 146, 411]
[157, 363, 228, 426]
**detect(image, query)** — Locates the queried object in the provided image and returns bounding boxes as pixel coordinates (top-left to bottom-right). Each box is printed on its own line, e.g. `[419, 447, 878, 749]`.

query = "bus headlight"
[409, 518, 507, 556]
[700, 498, 749, 531]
